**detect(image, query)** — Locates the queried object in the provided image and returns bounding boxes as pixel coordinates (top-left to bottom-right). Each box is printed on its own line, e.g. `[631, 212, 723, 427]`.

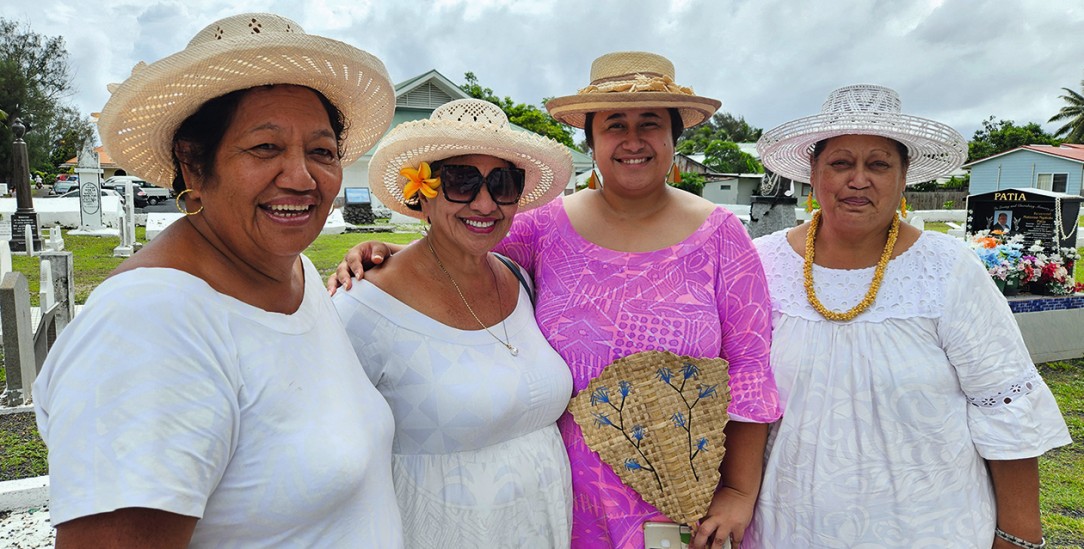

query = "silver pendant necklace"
[426, 237, 518, 356]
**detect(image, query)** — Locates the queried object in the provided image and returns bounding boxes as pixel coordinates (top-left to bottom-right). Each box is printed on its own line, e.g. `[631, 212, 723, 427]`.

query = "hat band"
[577, 73, 694, 96]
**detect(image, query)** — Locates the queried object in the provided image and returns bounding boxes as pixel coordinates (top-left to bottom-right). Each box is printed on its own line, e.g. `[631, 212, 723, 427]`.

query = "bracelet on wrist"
[995, 527, 1045, 549]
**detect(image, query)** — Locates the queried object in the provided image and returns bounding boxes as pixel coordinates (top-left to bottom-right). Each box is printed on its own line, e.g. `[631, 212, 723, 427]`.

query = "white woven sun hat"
[368, 99, 574, 218]
[756, 84, 967, 184]
[97, 12, 395, 188]
[545, 51, 721, 129]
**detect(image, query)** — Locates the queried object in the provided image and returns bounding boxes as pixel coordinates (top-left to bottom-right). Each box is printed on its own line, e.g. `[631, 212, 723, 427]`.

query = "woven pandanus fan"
[568, 351, 730, 526]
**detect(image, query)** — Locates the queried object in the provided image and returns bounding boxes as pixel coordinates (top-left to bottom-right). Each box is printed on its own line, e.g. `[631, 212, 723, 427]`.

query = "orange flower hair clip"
[401, 161, 441, 200]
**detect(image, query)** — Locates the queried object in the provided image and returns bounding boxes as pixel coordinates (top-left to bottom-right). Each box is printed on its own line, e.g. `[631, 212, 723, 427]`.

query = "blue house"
[965, 144, 1084, 196]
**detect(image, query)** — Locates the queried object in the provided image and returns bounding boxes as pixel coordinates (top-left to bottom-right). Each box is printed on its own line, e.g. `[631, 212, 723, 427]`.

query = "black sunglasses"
[439, 164, 525, 205]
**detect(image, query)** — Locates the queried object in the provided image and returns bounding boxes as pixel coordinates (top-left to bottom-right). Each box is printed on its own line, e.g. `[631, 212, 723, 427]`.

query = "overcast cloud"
[3, 0, 1083, 141]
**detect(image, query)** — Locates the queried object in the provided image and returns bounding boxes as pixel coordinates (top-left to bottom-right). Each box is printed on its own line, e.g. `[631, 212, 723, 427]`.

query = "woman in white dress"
[333, 99, 575, 548]
[747, 85, 1072, 548]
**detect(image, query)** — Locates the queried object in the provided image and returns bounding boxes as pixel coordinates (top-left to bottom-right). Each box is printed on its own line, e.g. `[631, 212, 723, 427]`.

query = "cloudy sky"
[3, 0, 1083, 142]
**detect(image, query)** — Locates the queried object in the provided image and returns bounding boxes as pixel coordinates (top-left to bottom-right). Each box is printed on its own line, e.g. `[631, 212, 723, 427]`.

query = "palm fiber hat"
[97, 12, 395, 188]
[369, 98, 573, 218]
[545, 51, 721, 129]
[756, 84, 967, 184]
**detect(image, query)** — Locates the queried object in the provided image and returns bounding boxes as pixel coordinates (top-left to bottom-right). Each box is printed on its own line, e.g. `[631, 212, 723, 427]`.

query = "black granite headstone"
[966, 188, 1081, 254]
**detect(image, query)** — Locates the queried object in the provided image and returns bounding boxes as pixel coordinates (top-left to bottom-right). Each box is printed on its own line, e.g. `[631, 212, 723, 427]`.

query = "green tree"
[460, 72, 574, 148]
[703, 140, 762, 174]
[0, 18, 93, 182]
[677, 112, 762, 154]
[1049, 80, 1084, 144]
[670, 171, 705, 196]
[967, 116, 1059, 162]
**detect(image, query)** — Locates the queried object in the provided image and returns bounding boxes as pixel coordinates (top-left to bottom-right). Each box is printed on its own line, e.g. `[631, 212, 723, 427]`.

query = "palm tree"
[1049, 80, 1084, 143]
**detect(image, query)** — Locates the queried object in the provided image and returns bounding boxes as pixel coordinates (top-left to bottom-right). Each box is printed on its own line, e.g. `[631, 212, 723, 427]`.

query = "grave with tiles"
[966, 188, 1083, 362]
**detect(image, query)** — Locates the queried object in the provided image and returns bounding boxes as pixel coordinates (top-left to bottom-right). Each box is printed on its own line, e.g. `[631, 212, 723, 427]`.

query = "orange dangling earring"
[899, 196, 908, 218]
[586, 169, 599, 190]
[805, 190, 814, 213]
[667, 163, 682, 185]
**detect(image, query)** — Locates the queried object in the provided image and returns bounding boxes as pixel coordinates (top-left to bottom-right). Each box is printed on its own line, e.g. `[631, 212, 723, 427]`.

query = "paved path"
[0, 505, 54, 548]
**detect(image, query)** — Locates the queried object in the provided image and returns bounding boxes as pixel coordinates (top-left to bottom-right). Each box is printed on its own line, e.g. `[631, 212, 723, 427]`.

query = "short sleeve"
[937, 247, 1071, 459]
[333, 284, 391, 385]
[715, 214, 781, 423]
[34, 276, 241, 526]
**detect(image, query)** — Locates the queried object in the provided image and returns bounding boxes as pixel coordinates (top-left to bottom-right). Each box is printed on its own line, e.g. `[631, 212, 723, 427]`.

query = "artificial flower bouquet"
[1026, 244, 1080, 296]
[969, 231, 1080, 295]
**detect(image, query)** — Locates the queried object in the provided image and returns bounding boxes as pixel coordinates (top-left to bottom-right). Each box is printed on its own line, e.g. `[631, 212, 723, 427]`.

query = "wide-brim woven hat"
[545, 51, 721, 129]
[369, 98, 573, 218]
[567, 351, 731, 527]
[756, 84, 967, 184]
[97, 13, 395, 188]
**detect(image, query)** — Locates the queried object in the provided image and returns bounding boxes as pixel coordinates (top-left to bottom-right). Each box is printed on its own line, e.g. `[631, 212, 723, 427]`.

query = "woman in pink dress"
[332, 51, 780, 549]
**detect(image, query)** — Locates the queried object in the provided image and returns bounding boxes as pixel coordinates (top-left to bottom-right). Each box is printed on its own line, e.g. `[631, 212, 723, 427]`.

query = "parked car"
[58, 188, 126, 205]
[51, 180, 79, 195]
[104, 176, 169, 205]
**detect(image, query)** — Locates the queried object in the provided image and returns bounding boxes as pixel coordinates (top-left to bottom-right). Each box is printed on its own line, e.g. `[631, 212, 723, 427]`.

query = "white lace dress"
[746, 230, 1071, 548]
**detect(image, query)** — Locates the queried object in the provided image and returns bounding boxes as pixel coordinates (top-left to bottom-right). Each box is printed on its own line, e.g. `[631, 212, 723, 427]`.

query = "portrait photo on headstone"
[989, 209, 1013, 233]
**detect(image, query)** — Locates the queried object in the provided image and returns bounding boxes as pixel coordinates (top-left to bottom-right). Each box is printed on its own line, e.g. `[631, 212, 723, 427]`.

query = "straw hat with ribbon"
[756, 84, 967, 184]
[545, 51, 721, 130]
[567, 351, 731, 527]
[368, 98, 573, 218]
[97, 12, 395, 188]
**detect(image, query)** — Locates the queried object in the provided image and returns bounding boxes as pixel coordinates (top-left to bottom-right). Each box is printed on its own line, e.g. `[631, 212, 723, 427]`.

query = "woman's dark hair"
[583, 108, 684, 152]
[171, 85, 347, 194]
[811, 136, 910, 169]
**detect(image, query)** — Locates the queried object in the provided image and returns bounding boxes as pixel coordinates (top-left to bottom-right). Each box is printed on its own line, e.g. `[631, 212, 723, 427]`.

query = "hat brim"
[368, 120, 574, 218]
[98, 33, 394, 188]
[546, 93, 721, 129]
[756, 112, 967, 184]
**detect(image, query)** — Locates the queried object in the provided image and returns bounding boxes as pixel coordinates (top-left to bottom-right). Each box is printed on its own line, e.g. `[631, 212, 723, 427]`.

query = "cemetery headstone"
[747, 171, 798, 239]
[343, 187, 375, 225]
[966, 188, 1082, 254]
[75, 139, 104, 231]
[8, 118, 43, 254]
[0, 272, 37, 406]
[40, 251, 74, 332]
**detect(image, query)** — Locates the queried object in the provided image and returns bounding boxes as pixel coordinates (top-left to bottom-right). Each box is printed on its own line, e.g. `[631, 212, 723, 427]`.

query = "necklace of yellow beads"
[803, 210, 901, 322]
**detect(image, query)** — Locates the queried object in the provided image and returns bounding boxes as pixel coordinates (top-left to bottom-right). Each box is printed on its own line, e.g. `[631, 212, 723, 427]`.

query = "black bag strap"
[494, 253, 535, 307]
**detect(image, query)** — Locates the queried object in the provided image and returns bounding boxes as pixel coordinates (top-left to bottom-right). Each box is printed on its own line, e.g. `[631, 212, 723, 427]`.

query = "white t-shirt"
[34, 256, 403, 548]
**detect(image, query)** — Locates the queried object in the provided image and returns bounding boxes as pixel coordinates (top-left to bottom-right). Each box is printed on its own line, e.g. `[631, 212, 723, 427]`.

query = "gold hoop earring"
[176, 189, 204, 216]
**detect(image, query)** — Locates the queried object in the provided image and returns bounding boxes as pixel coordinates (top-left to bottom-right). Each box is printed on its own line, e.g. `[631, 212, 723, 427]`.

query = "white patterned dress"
[333, 273, 573, 549]
[746, 230, 1071, 548]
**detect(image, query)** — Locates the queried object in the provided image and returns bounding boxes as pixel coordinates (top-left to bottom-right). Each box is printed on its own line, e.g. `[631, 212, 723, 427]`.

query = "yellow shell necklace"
[803, 210, 900, 322]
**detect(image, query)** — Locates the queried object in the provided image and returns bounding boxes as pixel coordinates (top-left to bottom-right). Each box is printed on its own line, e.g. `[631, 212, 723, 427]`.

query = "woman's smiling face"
[189, 85, 343, 262]
[589, 107, 675, 193]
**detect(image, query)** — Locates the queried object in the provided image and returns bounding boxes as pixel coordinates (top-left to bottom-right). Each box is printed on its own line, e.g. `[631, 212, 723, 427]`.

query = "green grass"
[1038, 360, 1084, 547]
[303, 231, 421, 280]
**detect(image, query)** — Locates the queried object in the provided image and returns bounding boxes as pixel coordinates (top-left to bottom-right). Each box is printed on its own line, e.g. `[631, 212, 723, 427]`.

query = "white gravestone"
[75, 140, 104, 231]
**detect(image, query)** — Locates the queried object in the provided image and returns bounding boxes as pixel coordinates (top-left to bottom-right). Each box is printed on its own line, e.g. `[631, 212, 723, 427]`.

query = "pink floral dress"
[499, 198, 781, 548]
